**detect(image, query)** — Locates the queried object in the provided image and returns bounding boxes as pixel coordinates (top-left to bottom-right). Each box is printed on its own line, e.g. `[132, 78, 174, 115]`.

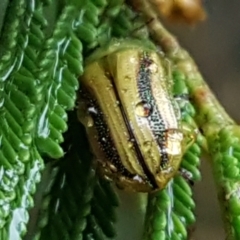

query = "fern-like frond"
[34, 111, 118, 240]
[35, 4, 83, 158]
[0, 1, 47, 238]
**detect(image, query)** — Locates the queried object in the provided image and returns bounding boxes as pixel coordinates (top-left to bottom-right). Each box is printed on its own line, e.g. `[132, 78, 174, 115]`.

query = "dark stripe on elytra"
[137, 52, 169, 167]
[108, 76, 158, 189]
[80, 90, 134, 178]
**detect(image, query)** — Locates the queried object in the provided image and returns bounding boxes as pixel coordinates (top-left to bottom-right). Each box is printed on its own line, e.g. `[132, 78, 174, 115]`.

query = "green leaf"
[35, 111, 118, 240]
[0, 1, 46, 238]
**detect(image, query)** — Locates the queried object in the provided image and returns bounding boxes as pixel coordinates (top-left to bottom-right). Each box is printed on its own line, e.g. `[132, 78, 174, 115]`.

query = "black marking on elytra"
[108, 76, 158, 189]
[137, 52, 169, 168]
[80, 89, 134, 178]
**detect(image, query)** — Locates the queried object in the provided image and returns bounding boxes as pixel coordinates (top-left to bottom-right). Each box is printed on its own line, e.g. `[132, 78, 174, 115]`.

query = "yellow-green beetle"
[78, 40, 194, 192]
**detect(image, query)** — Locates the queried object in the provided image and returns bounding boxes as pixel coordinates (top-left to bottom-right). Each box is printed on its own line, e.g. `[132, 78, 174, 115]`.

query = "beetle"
[78, 40, 195, 192]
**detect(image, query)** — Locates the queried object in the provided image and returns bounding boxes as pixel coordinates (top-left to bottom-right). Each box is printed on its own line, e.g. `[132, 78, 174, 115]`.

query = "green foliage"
[34, 111, 119, 240]
[0, 1, 46, 238]
[208, 126, 240, 239]
[1, 0, 239, 240]
[35, 4, 83, 158]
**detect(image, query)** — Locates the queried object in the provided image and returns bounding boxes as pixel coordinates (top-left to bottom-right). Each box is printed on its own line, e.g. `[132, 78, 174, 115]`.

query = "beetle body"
[78, 40, 191, 192]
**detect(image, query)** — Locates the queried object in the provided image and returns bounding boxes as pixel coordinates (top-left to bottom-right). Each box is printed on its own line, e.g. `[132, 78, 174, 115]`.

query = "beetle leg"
[181, 123, 198, 152]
